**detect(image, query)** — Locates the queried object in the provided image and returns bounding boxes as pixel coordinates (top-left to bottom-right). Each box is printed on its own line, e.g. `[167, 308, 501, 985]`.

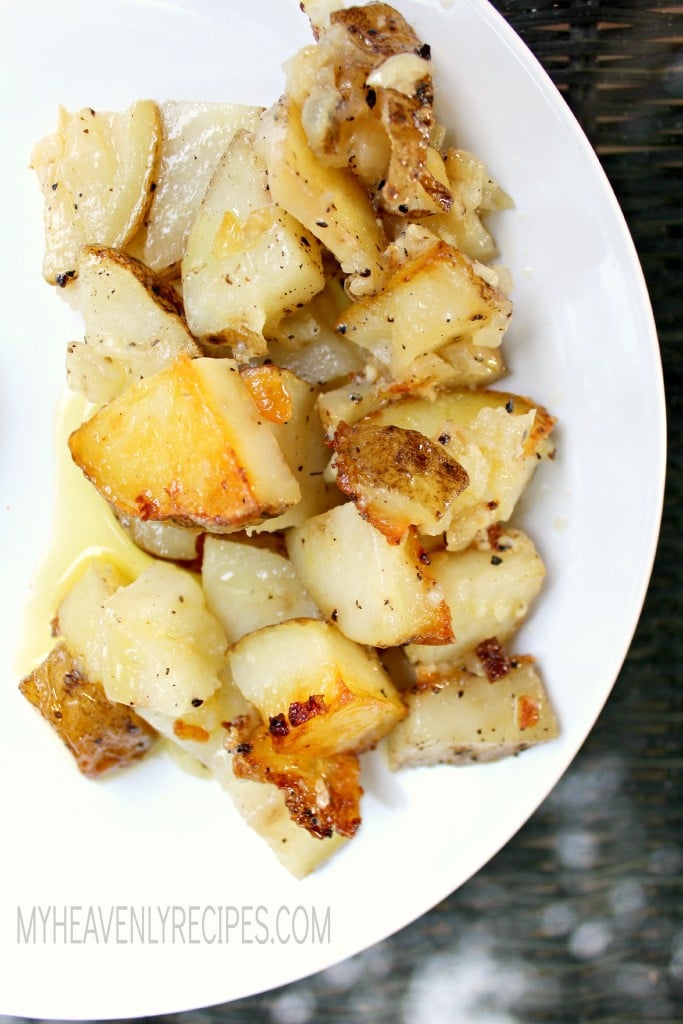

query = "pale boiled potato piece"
[405, 528, 546, 668]
[31, 101, 161, 284]
[139, 684, 346, 878]
[245, 367, 340, 532]
[268, 333, 366, 386]
[266, 276, 366, 385]
[97, 561, 227, 716]
[428, 148, 513, 263]
[387, 660, 559, 768]
[65, 246, 200, 404]
[335, 239, 513, 376]
[439, 342, 506, 388]
[299, 0, 344, 33]
[202, 536, 320, 644]
[182, 130, 325, 359]
[68, 355, 301, 531]
[116, 515, 201, 562]
[258, 98, 385, 288]
[287, 503, 453, 647]
[57, 555, 227, 715]
[368, 387, 555, 550]
[57, 558, 129, 685]
[128, 100, 262, 274]
[228, 618, 406, 756]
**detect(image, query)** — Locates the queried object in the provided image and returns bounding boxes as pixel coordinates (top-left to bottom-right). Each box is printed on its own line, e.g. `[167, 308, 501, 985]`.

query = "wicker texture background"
[8, 2, 681, 1022]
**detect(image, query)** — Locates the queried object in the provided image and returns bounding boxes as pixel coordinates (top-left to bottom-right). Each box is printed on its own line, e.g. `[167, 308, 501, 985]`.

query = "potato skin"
[19, 642, 156, 777]
[331, 419, 469, 541]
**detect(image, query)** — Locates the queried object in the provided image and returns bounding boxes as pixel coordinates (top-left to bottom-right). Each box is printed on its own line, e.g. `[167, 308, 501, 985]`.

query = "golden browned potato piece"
[228, 618, 407, 755]
[230, 723, 362, 840]
[331, 419, 469, 541]
[367, 385, 556, 550]
[19, 642, 156, 777]
[68, 354, 300, 531]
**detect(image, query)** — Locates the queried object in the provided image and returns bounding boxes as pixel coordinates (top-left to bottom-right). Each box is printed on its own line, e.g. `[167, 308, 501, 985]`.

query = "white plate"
[0, 0, 665, 1018]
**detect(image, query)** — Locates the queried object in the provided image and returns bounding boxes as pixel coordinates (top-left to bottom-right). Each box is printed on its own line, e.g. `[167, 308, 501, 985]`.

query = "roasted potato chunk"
[56, 559, 130, 684]
[228, 618, 406, 755]
[182, 130, 325, 359]
[287, 503, 453, 647]
[291, 3, 451, 215]
[428, 148, 513, 262]
[368, 386, 556, 550]
[258, 98, 386, 289]
[19, 642, 156, 777]
[387, 658, 559, 769]
[244, 366, 341, 532]
[65, 245, 200, 404]
[405, 527, 547, 668]
[335, 239, 512, 376]
[330, 419, 469, 540]
[231, 724, 362, 839]
[58, 558, 227, 719]
[96, 561, 228, 717]
[68, 354, 301, 531]
[139, 682, 347, 877]
[31, 101, 162, 285]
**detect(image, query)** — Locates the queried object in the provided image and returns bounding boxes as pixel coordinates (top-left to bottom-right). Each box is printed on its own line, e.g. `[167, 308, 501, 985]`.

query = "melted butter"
[366, 54, 431, 97]
[18, 391, 153, 673]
